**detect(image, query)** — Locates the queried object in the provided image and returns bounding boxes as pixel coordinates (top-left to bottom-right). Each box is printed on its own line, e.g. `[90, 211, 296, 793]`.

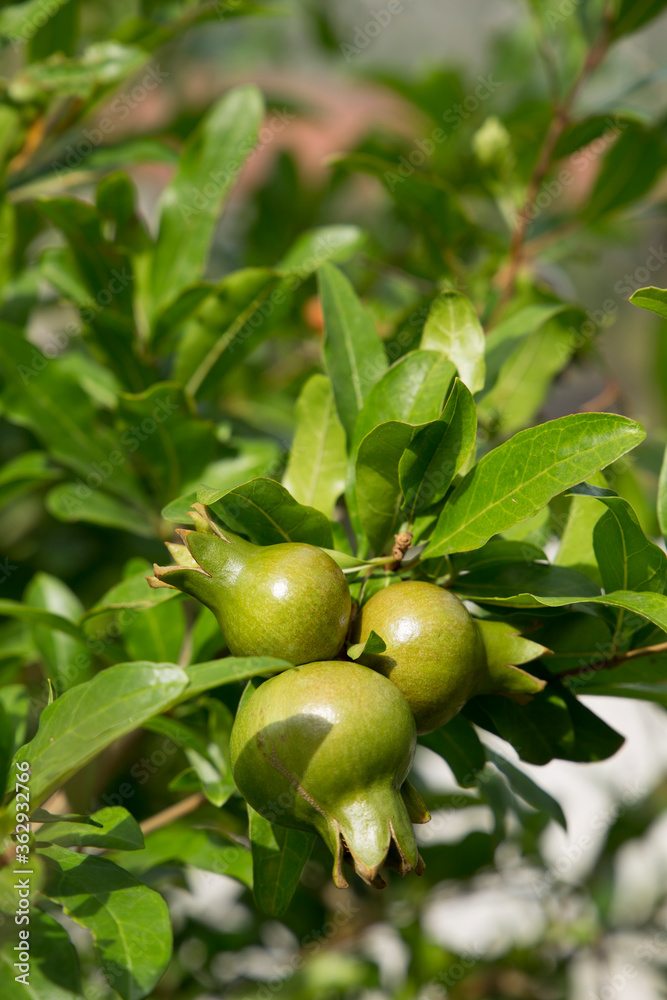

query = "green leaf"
[0, 599, 86, 642]
[352, 350, 456, 452]
[485, 749, 566, 828]
[419, 715, 486, 787]
[150, 85, 264, 315]
[420, 291, 485, 394]
[630, 285, 667, 320]
[282, 374, 347, 516]
[14, 662, 188, 807]
[47, 484, 155, 537]
[35, 807, 144, 850]
[452, 562, 602, 602]
[0, 907, 81, 1000]
[347, 630, 386, 660]
[571, 484, 667, 594]
[41, 845, 171, 1000]
[179, 656, 293, 702]
[425, 413, 645, 557]
[113, 815, 252, 887]
[277, 224, 364, 272]
[83, 568, 178, 621]
[248, 805, 315, 916]
[555, 484, 605, 584]
[399, 377, 477, 523]
[199, 477, 333, 547]
[319, 262, 388, 440]
[465, 691, 574, 765]
[356, 420, 416, 554]
[122, 601, 185, 664]
[24, 573, 92, 692]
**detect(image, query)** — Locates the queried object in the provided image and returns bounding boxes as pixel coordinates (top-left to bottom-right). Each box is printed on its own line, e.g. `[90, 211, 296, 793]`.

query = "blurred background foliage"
[1, 1, 667, 998]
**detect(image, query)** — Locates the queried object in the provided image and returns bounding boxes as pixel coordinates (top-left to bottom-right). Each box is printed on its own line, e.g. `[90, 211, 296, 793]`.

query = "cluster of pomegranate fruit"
[149, 503, 543, 889]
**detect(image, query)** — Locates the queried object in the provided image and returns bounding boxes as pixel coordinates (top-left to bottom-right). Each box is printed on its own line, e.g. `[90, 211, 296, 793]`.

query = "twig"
[139, 792, 206, 837]
[557, 640, 667, 680]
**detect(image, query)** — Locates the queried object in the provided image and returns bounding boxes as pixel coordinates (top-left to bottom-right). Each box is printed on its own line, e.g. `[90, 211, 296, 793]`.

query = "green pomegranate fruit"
[351, 580, 545, 734]
[149, 504, 351, 664]
[230, 660, 427, 888]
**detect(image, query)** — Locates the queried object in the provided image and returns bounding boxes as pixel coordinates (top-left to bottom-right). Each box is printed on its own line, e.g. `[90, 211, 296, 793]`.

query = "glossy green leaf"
[399, 377, 477, 523]
[420, 291, 485, 394]
[199, 477, 333, 548]
[630, 285, 667, 320]
[179, 656, 293, 702]
[14, 662, 188, 807]
[0, 907, 81, 1000]
[425, 413, 645, 557]
[352, 351, 456, 452]
[248, 805, 315, 916]
[419, 715, 486, 788]
[277, 224, 364, 273]
[485, 749, 566, 828]
[282, 374, 347, 516]
[35, 806, 144, 850]
[319, 262, 388, 440]
[150, 85, 264, 315]
[41, 845, 171, 1000]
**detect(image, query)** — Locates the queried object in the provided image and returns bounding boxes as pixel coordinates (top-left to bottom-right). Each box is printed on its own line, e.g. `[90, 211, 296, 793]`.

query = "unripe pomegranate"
[149, 504, 351, 664]
[351, 580, 544, 734]
[230, 661, 426, 888]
